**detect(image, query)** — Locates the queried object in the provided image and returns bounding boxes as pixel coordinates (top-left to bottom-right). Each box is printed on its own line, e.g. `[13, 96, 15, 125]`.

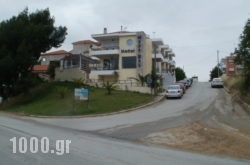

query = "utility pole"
[217, 50, 220, 77]
[153, 43, 157, 95]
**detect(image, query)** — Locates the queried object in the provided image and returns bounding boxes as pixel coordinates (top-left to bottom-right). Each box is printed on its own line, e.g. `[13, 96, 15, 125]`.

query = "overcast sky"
[1, 0, 250, 81]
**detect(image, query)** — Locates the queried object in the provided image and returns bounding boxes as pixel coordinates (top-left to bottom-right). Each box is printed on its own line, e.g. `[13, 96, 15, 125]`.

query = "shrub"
[56, 86, 69, 99]
[102, 81, 118, 95]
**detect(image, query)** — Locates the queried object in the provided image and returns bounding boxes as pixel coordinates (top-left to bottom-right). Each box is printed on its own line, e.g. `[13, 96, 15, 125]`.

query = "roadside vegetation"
[222, 75, 250, 106]
[234, 18, 250, 94]
[209, 17, 250, 106]
[0, 81, 154, 116]
[175, 67, 186, 81]
[0, 8, 67, 100]
[209, 66, 223, 81]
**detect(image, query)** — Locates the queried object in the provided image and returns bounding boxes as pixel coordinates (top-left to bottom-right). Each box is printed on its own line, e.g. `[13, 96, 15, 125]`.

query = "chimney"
[104, 27, 107, 34]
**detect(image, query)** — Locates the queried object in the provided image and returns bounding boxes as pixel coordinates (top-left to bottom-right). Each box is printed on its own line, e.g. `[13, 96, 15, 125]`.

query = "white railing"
[90, 49, 119, 56]
[169, 60, 176, 66]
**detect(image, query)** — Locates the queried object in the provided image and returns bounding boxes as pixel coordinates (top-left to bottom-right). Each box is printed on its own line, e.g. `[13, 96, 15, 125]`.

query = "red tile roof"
[32, 65, 49, 72]
[72, 40, 101, 46]
[41, 50, 71, 56]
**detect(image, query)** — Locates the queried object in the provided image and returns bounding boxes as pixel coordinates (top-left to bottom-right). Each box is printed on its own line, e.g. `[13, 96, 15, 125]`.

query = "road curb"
[1, 95, 166, 119]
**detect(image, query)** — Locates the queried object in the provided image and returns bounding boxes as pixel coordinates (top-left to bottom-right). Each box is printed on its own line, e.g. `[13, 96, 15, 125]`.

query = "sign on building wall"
[74, 88, 89, 100]
[137, 35, 143, 68]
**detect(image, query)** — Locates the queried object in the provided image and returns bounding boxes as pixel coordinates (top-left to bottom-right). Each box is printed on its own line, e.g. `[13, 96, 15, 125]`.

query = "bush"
[102, 81, 118, 95]
[222, 75, 249, 96]
[56, 86, 69, 99]
[0, 83, 51, 108]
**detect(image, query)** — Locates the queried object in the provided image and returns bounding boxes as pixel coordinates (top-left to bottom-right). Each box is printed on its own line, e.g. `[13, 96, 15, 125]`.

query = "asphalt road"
[27, 81, 217, 131]
[0, 81, 250, 164]
[101, 82, 250, 140]
[1, 113, 249, 165]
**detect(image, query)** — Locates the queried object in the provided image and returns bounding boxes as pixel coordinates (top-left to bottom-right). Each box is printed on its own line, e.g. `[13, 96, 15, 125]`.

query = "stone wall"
[55, 68, 87, 81]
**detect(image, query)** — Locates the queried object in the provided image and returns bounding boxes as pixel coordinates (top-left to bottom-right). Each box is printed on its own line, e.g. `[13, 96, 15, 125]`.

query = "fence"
[87, 79, 152, 94]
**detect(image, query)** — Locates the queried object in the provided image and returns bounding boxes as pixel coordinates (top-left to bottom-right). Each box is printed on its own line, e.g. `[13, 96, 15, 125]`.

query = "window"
[122, 56, 136, 68]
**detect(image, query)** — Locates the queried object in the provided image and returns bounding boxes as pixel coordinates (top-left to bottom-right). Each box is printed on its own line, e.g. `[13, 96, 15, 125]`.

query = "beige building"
[89, 29, 152, 83]
[36, 29, 176, 92]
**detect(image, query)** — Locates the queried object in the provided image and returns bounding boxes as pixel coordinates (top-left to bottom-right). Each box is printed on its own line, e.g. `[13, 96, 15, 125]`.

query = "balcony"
[90, 63, 119, 76]
[91, 70, 117, 76]
[169, 60, 176, 66]
[163, 58, 169, 63]
[90, 47, 119, 56]
[152, 53, 164, 61]
[90, 66, 118, 76]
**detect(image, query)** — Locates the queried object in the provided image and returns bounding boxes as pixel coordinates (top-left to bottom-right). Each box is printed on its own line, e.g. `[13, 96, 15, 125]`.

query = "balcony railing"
[90, 47, 120, 56]
[90, 66, 119, 71]
[169, 60, 176, 66]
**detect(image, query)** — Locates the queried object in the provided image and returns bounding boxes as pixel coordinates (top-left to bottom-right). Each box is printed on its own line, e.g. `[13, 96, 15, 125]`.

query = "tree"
[209, 66, 223, 81]
[150, 66, 158, 95]
[130, 74, 150, 86]
[175, 67, 186, 81]
[234, 18, 250, 92]
[72, 78, 85, 88]
[47, 61, 59, 80]
[138, 74, 146, 86]
[102, 81, 118, 95]
[0, 8, 67, 96]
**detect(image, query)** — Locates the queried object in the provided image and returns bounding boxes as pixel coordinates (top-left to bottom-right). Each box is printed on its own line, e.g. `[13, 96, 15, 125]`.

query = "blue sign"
[75, 88, 89, 100]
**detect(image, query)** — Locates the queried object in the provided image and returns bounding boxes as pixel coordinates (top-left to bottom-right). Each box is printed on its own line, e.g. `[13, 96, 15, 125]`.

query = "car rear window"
[167, 86, 179, 89]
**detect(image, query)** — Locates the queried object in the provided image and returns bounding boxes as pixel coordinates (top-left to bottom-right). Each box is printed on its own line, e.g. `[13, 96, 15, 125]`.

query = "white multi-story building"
[151, 38, 175, 74]
[89, 29, 153, 83]
[152, 38, 176, 86]
[35, 28, 176, 91]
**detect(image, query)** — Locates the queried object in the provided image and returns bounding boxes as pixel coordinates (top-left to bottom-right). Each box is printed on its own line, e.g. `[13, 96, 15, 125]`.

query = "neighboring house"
[32, 65, 49, 73]
[70, 40, 100, 55]
[35, 41, 100, 81]
[32, 65, 49, 80]
[55, 54, 99, 81]
[40, 50, 71, 65]
[226, 55, 243, 76]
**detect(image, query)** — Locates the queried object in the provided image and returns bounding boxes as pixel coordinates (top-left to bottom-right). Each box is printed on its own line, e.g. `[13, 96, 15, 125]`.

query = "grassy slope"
[2, 82, 154, 116]
[222, 74, 250, 105]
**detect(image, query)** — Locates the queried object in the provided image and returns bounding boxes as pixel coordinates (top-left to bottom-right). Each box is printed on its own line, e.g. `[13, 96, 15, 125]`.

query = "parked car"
[175, 82, 186, 94]
[211, 78, 224, 88]
[185, 78, 193, 87]
[177, 80, 188, 89]
[165, 85, 184, 99]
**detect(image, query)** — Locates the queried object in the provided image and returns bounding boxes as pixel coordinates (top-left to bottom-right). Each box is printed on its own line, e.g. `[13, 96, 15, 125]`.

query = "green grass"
[1, 82, 154, 116]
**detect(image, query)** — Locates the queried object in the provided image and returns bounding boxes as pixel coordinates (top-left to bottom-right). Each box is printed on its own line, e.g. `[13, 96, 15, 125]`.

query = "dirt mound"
[143, 122, 250, 159]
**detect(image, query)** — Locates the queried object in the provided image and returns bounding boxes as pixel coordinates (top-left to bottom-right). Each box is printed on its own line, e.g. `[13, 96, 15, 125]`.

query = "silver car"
[211, 78, 224, 88]
[165, 85, 184, 99]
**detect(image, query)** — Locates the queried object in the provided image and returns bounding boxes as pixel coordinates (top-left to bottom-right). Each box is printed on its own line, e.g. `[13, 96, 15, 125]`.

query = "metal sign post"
[74, 88, 89, 109]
